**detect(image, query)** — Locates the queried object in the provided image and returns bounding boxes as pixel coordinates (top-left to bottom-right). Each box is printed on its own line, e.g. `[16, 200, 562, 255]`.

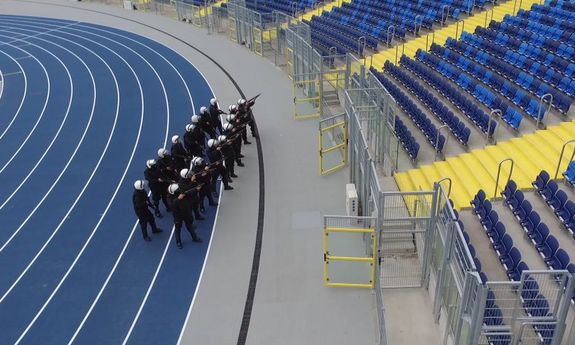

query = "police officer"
[199, 106, 217, 139]
[133, 180, 163, 241]
[191, 115, 207, 148]
[206, 138, 233, 192]
[237, 98, 256, 142]
[191, 156, 218, 207]
[217, 134, 238, 178]
[144, 159, 170, 217]
[157, 148, 178, 183]
[167, 183, 202, 249]
[209, 98, 224, 134]
[184, 124, 203, 157]
[178, 168, 205, 220]
[223, 118, 245, 166]
[171, 135, 189, 171]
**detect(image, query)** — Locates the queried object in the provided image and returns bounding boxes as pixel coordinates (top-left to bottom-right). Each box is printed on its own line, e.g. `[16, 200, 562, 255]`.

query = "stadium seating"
[244, 0, 320, 15]
[533, 170, 575, 234]
[370, 67, 446, 153]
[563, 162, 575, 187]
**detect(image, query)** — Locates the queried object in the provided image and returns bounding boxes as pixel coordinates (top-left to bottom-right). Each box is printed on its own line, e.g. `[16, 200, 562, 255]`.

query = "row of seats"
[416, 49, 523, 130]
[244, 0, 317, 15]
[533, 170, 575, 234]
[308, 20, 363, 56]
[394, 117, 420, 160]
[430, 43, 546, 121]
[456, 32, 574, 113]
[490, 20, 575, 63]
[334, 2, 413, 37]
[517, 8, 575, 39]
[347, 0, 435, 27]
[313, 12, 379, 49]
[371, 68, 446, 152]
[510, 11, 575, 45]
[384, 61, 471, 146]
[501, 180, 573, 272]
[400, 55, 501, 135]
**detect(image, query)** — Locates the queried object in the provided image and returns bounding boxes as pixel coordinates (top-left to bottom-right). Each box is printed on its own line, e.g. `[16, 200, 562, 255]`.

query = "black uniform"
[133, 189, 162, 240]
[184, 130, 203, 157]
[209, 103, 224, 134]
[200, 111, 217, 139]
[238, 100, 256, 140]
[178, 176, 205, 220]
[219, 136, 238, 178]
[171, 141, 189, 171]
[192, 162, 218, 206]
[168, 193, 201, 248]
[223, 122, 245, 167]
[144, 165, 170, 216]
[207, 146, 233, 191]
[157, 155, 178, 183]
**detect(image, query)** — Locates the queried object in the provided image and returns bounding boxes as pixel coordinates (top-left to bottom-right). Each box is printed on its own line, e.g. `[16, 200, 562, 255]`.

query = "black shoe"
[154, 210, 162, 218]
[144, 236, 152, 242]
[237, 162, 245, 167]
[244, 141, 252, 145]
[177, 241, 183, 249]
[196, 215, 205, 220]
[192, 237, 202, 243]
[231, 173, 238, 178]
[238, 153, 245, 158]
[209, 202, 218, 206]
[224, 185, 234, 190]
[152, 228, 163, 233]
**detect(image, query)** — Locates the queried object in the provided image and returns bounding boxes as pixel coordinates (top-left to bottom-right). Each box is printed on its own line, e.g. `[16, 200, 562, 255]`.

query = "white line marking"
[0, 41, 51, 175]
[0, 22, 79, 48]
[0, 46, 28, 141]
[0, 29, 74, 211]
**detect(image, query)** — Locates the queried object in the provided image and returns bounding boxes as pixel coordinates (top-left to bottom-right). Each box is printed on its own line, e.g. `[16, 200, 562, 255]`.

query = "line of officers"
[132, 97, 256, 249]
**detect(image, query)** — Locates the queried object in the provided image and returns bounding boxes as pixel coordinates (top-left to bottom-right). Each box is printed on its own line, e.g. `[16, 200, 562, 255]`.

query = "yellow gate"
[253, 27, 263, 56]
[286, 47, 293, 80]
[319, 114, 347, 175]
[191, 5, 202, 27]
[228, 17, 238, 42]
[293, 78, 320, 120]
[323, 216, 376, 288]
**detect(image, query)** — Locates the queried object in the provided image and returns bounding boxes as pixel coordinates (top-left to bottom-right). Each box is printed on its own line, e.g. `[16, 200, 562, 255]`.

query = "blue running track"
[0, 14, 218, 345]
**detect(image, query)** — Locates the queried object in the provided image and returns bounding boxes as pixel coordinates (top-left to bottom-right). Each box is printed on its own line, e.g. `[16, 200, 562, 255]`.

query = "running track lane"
[0, 15, 217, 345]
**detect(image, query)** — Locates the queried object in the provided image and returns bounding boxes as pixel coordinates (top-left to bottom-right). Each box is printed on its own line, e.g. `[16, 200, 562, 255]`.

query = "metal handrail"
[441, 5, 450, 26]
[486, 109, 501, 143]
[435, 125, 449, 161]
[386, 25, 395, 47]
[554, 140, 575, 180]
[536, 93, 553, 129]
[493, 158, 514, 201]
[358, 36, 366, 58]
[437, 177, 453, 199]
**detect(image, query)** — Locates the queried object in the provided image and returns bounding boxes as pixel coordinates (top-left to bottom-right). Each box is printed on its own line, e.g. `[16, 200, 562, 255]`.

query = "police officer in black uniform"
[133, 180, 163, 241]
[222, 118, 245, 167]
[206, 138, 233, 192]
[184, 124, 204, 158]
[217, 134, 238, 178]
[178, 168, 205, 220]
[157, 148, 178, 183]
[199, 106, 217, 139]
[191, 156, 218, 207]
[209, 98, 224, 134]
[144, 159, 170, 217]
[167, 183, 202, 249]
[170, 135, 189, 171]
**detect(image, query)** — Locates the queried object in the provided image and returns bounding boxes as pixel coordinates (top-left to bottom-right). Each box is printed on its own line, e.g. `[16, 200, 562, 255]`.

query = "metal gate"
[319, 114, 347, 175]
[323, 216, 377, 288]
[293, 74, 321, 120]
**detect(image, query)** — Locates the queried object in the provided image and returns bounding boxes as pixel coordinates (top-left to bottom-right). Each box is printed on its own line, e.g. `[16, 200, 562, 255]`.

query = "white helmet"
[207, 139, 217, 148]
[210, 98, 217, 106]
[180, 168, 189, 179]
[200, 106, 208, 114]
[168, 183, 179, 195]
[223, 123, 233, 131]
[228, 104, 237, 112]
[226, 114, 236, 122]
[146, 159, 156, 168]
[218, 135, 227, 143]
[238, 98, 246, 105]
[172, 135, 179, 144]
[191, 115, 200, 124]
[157, 148, 168, 158]
[192, 156, 204, 166]
[134, 180, 146, 190]
[185, 124, 195, 132]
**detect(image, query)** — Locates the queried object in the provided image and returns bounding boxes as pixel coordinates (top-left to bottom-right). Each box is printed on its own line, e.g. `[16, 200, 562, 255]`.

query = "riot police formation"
[133, 95, 258, 248]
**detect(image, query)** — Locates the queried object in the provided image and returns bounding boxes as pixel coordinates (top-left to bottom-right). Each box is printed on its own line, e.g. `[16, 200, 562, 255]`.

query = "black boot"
[144, 236, 152, 242]
[152, 228, 163, 234]
[176, 241, 183, 249]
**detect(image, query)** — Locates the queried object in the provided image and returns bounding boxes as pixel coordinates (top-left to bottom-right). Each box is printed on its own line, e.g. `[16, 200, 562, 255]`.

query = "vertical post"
[435, 125, 449, 161]
[493, 158, 514, 201]
[423, 183, 440, 289]
[486, 109, 500, 143]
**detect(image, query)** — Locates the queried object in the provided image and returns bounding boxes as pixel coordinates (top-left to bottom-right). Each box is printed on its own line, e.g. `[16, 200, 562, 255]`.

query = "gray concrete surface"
[0, 1, 377, 344]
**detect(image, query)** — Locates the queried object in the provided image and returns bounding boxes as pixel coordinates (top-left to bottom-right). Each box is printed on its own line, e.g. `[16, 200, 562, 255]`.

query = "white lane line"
[176, 187, 223, 345]
[1, 70, 23, 77]
[0, 22, 79, 48]
[0, 47, 28, 141]
[0, 69, 4, 102]
[0, 30, 75, 212]
[0, 40, 51, 175]
[12, 28, 160, 345]
[0, 38, 99, 255]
